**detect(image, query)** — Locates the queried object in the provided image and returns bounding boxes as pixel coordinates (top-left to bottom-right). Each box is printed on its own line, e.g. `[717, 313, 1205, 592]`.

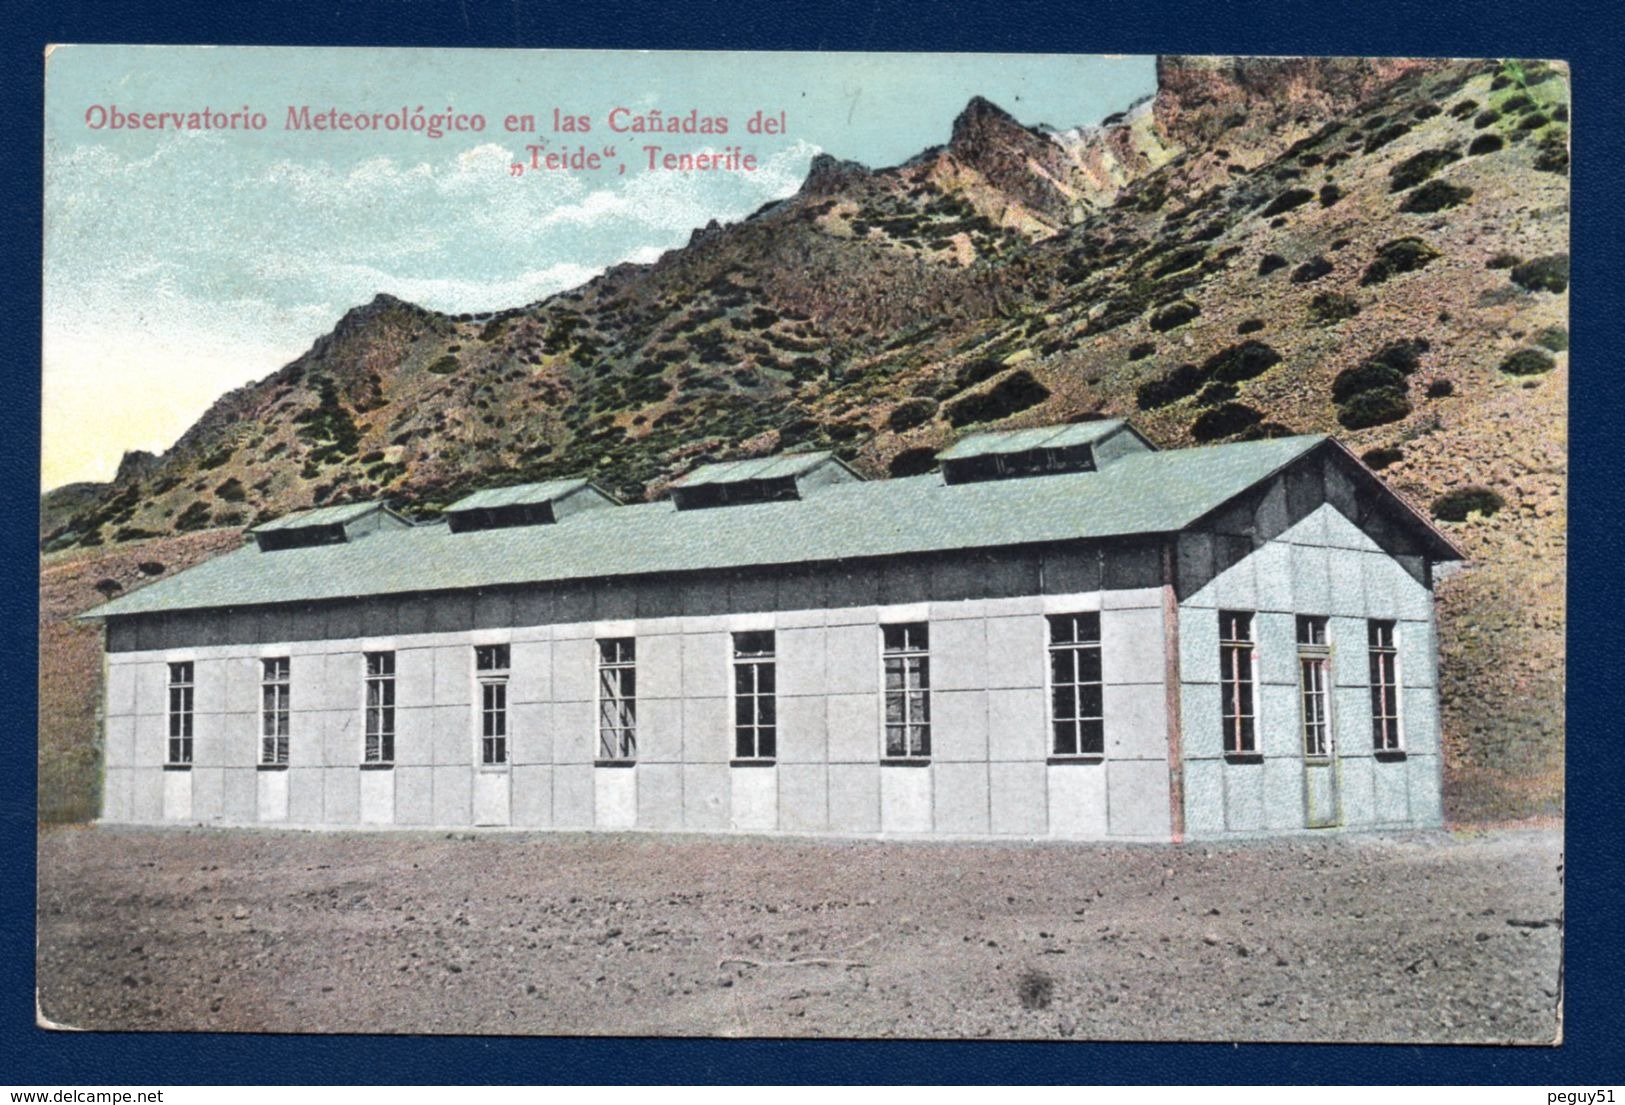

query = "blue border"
[9, 0, 1621, 1086]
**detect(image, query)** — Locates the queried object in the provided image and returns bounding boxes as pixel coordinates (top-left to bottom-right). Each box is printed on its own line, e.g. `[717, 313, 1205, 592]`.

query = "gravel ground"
[36, 824, 1562, 1042]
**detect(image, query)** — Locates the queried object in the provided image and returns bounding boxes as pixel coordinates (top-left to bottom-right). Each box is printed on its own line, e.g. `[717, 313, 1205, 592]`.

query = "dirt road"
[36, 824, 1562, 1042]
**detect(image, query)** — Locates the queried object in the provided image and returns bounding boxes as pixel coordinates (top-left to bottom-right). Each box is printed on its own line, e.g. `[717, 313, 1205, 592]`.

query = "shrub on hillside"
[944, 370, 1051, 427]
[1291, 256, 1334, 283]
[1236, 319, 1265, 335]
[1362, 122, 1412, 153]
[954, 357, 1005, 390]
[1370, 338, 1430, 374]
[1401, 180, 1474, 213]
[1257, 254, 1288, 276]
[1309, 293, 1362, 325]
[1333, 361, 1406, 403]
[1361, 445, 1404, 470]
[1532, 138, 1570, 175]
[1149, 300, 1201, 332]
[1534, 326, 1569, 352]
[1499, 348, 1557, 376]
[887, 397, 938, 432]
[1426, 378, 1456, 398]
[1259, 188, 1314, 217]
[1361, 238, 1440, 285]
[1135, 363, 1204, 410]
[1127, 341, 1156, 361]
[1337, 387, 1412, 429]
[1191, 402, 1263, 443]
[1431, 486, 1505, 522]
[1467, 133, 1505, 156]
[1510, 254, 1569, 293]
[1389, 147, 1462, 192]
[1203, 340, 1283, 383]
[174, 501, 213, 532]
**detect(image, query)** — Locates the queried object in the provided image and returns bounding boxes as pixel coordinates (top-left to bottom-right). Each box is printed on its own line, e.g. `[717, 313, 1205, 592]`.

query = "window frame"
[1296, 616, 1332, 761]
[362, 650, 396, 766]
[166, 661, 194, 767]
[596, 637, 637, 763]
[474, 643, 511, 768]
[1368, 619, 1404, 754]
[731, 630, 777, 763]
[880, 622, 931, 762]
[1219, 610, 1258, 759]
[260, 656, 290, 767]
[1047, 612, 1105, 760]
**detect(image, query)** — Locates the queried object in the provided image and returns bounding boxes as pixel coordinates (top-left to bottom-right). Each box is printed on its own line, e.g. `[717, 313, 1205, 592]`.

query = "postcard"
[39, 46, 1565, 1042]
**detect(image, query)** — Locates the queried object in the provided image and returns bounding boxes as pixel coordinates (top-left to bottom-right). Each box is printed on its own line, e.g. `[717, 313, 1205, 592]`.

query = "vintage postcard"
[39, 47, 1565, 1041]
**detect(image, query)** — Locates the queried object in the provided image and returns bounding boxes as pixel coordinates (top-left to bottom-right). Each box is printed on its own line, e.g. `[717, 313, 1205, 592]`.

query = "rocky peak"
[114, 449, 161, 485]
[799, 152, 870, 196]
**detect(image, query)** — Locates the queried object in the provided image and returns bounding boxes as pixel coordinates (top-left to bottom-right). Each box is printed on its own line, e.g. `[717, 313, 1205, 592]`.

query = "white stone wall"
[101, 587, 1176, 840]
[1178, 503, 1445, 837]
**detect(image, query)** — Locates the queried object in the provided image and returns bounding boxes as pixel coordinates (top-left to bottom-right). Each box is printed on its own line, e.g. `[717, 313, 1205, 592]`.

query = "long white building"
[85, 420, 1461, 840]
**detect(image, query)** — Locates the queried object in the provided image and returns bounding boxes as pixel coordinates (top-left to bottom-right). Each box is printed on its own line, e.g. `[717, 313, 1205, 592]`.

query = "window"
[166, 661, 194, 765]
[260, 657, 290, 765]
[363, 651, 395, 764]
[1219, 611, 1257, 756]
[1296, 616, 1331, 759]
[1369, 620, 1402, 752]
[476, 644, 510, 766]
[597, 638, 637, 761]
[733, 631, 777, 760]
[882, 623, 930, 759]
[1048, 613, 1103, 756]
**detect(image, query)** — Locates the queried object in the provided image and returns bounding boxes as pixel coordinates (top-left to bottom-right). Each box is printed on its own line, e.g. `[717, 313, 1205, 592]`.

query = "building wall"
[101, 585, 1177, 840]
[1177, 502, 1444, 837]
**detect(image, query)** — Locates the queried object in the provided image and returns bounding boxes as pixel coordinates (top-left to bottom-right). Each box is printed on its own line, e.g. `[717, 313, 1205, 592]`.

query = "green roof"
[250, 501, 391, 533]
[674, 451, 845, 487]
[86, 435, 1347, 619]
[937, 420, 1129, 460]
[445, 478, 598, 513]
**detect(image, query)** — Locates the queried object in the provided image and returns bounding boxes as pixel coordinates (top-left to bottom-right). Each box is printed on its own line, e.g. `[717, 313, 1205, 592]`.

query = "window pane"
[758, 696, 775, 726]
[885, 725, 906, 757]
[1053, 685, 1076, 722]
[758, 664, 775, 694]
[758, 728, 775, 759]
[736, 728, 754, 759]
[1076, 646, 1102, 684]
[1079, 718, 1104, 755]
[1050, 649, 1075, 685]
[1078, 684, 1103, 719]
[909, 691, 930, 723]
[910, 724, 930, 756]
[1053, 720, 1077, 756]
[885, 693, 905, 724]
[1048, 615, 1076, 645]
[735, 696, 754, 726]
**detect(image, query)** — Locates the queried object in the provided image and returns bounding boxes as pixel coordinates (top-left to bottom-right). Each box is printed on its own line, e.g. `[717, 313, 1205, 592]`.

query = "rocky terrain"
[36, 824, 1563, 1040]
[39, 55, 1568, 823]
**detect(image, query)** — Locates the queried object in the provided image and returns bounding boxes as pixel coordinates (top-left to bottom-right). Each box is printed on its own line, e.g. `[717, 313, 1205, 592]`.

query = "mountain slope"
[41, 55, 1568, 823]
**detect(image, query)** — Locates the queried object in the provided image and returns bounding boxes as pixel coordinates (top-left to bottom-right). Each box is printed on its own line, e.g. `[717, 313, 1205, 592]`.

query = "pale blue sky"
[43, 46, 1155, 488]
